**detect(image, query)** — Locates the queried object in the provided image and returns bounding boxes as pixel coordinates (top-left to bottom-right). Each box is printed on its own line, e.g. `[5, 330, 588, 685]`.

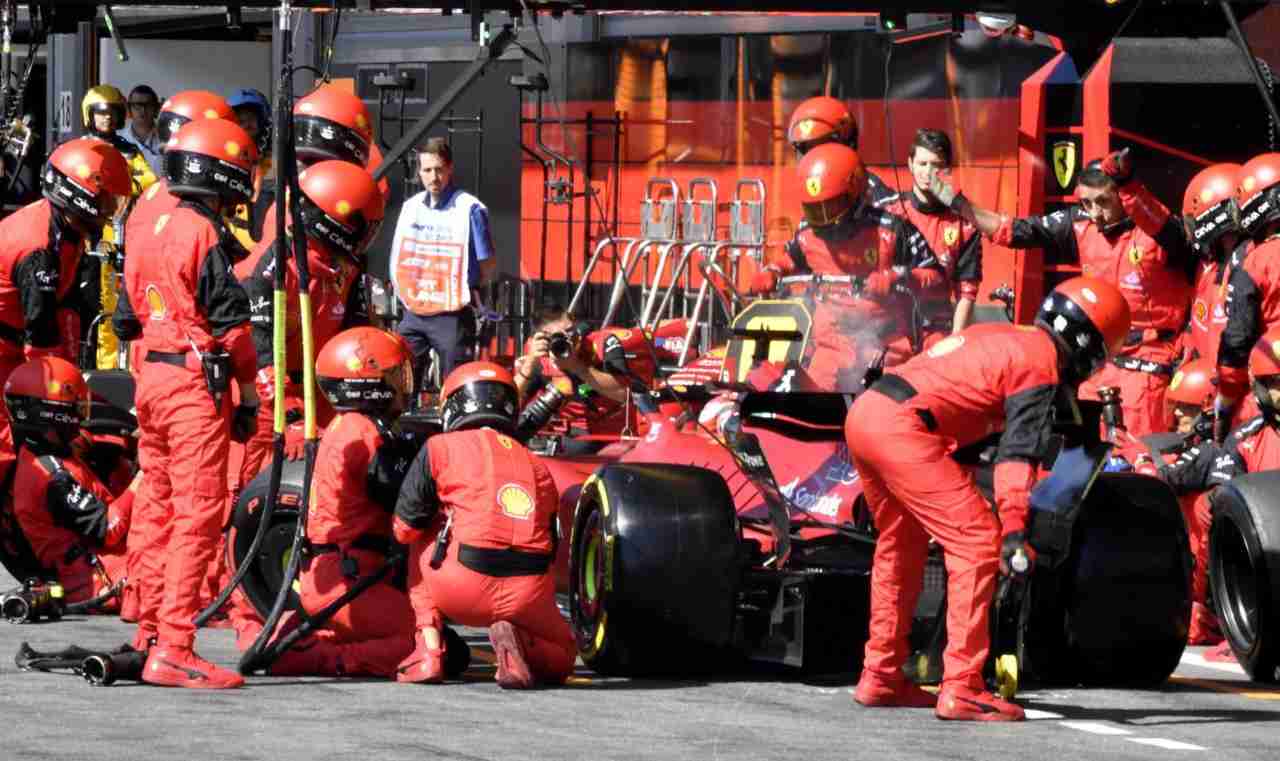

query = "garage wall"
[100, 39, 271, 104]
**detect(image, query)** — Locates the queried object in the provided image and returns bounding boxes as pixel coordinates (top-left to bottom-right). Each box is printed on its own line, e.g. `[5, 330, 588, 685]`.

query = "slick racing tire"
[230, 460, 307, 618]
[569, 463, 741, 676]
[1209, 472, 1280, 683]
[1020, 473, 1190, 687]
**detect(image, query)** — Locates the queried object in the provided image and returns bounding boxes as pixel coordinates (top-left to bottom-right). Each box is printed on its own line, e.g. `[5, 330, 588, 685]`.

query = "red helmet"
[43, 137, 132, 228]
[1182, 163, 1240, 254]
[788, 96, 856, 155]
[156, 90, 234, 145]
[795, 143, 868, 228]
[297, 161, 385, 261]
[1167, 358, 1216, 409]
[439, 361, 518, 434]
[316, 327, 413, 414]
[294, 84, 372, 166]
[3, 357, 90, 435]
[1035, 276, 1132, 384]
[1234, 152, 1280, 238]
[164, 118, 258, 204]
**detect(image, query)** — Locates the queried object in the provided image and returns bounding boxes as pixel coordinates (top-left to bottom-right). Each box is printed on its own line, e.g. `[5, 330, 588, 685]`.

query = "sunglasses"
[129, 101, 158, 109]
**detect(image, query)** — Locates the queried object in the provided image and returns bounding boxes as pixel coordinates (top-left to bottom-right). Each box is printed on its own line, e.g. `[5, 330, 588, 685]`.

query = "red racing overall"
[845, 323, 1061, 695]
[395, 427, 575, 685]
[10, 439, 133, 605]
[993, 183, 1194, 436]
[276, 412, 415, 676]
[1218, 238, 1280, 400]
[115, 200, 257, 651]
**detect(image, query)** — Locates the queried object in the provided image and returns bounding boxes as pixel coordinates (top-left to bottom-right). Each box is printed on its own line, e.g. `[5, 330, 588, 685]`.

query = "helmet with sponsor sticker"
[163, 118, 257, 204]
[3, 357, 90, 443]
[43, 137, 132, 228]
[1035, 276, 1132, 384]
[1234, 153, 1280, 239]
[156, 90, 235, 146]
[1183, 163, 1240, 255]
[293, 83, 373, 166]
[795, 143, 868, 228]
[316, 327, 414, 415]
[787, 96, 857, 155]
[1167, 358, 1216, 409]
[439, 361, 518, 434]
[297, 160, 386, 261]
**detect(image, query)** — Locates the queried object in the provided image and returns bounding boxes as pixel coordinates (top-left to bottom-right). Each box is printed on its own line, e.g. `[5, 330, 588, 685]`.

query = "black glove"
[231, 403, 259, 443]
[999, 532, 1036, 578]
[201, 348, 233, 406]
[1213, 397, 1233, 446]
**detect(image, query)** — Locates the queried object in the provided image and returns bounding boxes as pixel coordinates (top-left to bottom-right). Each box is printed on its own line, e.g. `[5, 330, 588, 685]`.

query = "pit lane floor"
[1, 569, 1277, 760]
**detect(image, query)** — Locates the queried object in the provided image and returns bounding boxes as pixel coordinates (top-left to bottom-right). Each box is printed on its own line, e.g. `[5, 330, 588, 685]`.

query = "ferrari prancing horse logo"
[805, 176, 823, 197]
[1052, 140, 1077, 190]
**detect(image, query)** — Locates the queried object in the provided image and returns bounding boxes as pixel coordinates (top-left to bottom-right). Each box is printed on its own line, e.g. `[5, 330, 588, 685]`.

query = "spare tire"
[229, 460, 307, 618]
[1209, 472, 1280, 683]
[1021, 472, 1190, 687]
[569, 463, 742, 676]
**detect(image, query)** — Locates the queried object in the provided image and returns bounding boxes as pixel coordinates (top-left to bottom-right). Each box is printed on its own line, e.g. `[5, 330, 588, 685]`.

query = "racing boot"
[935, 683, 1025, 722]
[854, 671, 938, 708]
[119, 584, 139, 623]
[396, 626, 446, 684]
[489, 620, 534, 690]
[142, 644, 245, 689]
[1188, 603, 1223, 646]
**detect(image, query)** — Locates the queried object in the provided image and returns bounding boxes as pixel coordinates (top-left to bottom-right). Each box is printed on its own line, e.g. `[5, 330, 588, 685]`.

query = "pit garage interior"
[4, 3, 1280, 760]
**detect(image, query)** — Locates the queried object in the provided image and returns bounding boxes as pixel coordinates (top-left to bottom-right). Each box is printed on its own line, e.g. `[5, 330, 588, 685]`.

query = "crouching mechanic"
[4, 357, 135, 605]
[235, 160, 384, 481]
[394, 362, 576, 688]
[112, 118, 260, 689]
[845, 277, 1131, 720]
[266, 327, 417, 676]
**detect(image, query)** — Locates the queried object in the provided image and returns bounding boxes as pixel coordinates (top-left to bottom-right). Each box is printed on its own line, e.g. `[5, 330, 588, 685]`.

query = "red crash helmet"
[298, 160, 386, 261]
[43, 137, 132, 228]
[795, 142, 868, 228]
[293, 84, 372, 166]
[316, 327, 413, 414]
[1167, 358, 1216, 410]
[1235, 152, 1280, 239]
[3, 357, 90, 432]
[156, 90, 234, 145]
[788, 96, 856, 155]
[439, 361, 518, 434]
[164, 118, 258, 205]
[1182, 163, 1240, 254]
[1035, 276, 1132, 384]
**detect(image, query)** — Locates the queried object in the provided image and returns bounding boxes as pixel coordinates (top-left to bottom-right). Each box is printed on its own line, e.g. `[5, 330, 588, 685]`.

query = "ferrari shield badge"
[805, 176, 823, 197]
[943, 226, 959, 247]
[1052, 140, 1076, 190]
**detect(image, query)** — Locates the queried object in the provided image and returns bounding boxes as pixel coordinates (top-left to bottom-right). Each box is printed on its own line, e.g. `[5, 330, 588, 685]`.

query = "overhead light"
[975, 12, 1017, 37]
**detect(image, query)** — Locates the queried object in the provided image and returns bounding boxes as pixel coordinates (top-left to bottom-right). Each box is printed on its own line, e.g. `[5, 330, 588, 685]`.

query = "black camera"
[548, 331, 578, 359]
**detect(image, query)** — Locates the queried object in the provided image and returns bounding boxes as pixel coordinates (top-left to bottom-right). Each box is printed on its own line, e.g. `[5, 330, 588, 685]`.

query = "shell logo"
[47, 380, 62, 396]
[497, 483, 534, 520]
[1244, 176, 1257, 193]
[1200, 188, 1215, 204]
[1127, 246, 1144, 266]
[202, 108, 220, 119]
[926, 334, 965, 358]
[145, 285, 167, 319]
[1170, 370, 1184, 391]
[225, 141, 241, 157]
[943, 226, 959, 247]
[336, 200, 351, 217]
[346, 356, 364, 371]
[76, 164, 92, 180]
[805, 176, 823, 197]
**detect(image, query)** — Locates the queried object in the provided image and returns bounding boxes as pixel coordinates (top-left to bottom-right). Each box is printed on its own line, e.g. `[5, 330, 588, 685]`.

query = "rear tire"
[1209, 473, 1280, 683]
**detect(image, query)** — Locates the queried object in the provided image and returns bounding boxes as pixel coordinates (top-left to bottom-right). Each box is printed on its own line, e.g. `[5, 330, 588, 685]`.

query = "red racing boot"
[854, 672, 938, 708]
[396, 626, 446, 684]
[935, 683, 1025, 722]
[142, 645, 245, 689]
[489, 620, 534, 690]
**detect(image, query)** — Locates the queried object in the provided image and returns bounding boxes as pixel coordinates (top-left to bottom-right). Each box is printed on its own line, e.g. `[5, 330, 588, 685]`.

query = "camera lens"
[549, 333, 572, 358]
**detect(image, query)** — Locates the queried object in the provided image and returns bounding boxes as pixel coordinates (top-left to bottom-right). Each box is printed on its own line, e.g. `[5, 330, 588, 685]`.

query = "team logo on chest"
[943, 226, 959, 247]
[864, 248, 877, 265]
[497, 483, 534, 520]
[1127, 246, 1144, 266]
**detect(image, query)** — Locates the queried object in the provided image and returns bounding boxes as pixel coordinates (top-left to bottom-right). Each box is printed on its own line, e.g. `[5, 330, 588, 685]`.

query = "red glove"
[910, 268, 944, 291]
[862, 270, 895, 298]
[994, 459, 1036, 536]
[1216, 365, 1250, 405]
[255, 366, 277, 404]
[1099, 147, 1133, 185]
[284, 419, 306, 460]
[749, 267, 779, 295]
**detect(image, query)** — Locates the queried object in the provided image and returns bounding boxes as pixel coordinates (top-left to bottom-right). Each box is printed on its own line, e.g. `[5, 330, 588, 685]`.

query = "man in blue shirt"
[389, 137, 496, 392]
[118, 85, 163, 176]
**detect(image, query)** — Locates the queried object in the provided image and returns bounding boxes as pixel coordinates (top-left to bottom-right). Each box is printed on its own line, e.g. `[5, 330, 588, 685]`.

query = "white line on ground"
[1059, 721, 1132, 736]
[1180, 651, 1246, 676]
[1024, 709, 1064, 720]
[1126, 738, 1207, 751]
